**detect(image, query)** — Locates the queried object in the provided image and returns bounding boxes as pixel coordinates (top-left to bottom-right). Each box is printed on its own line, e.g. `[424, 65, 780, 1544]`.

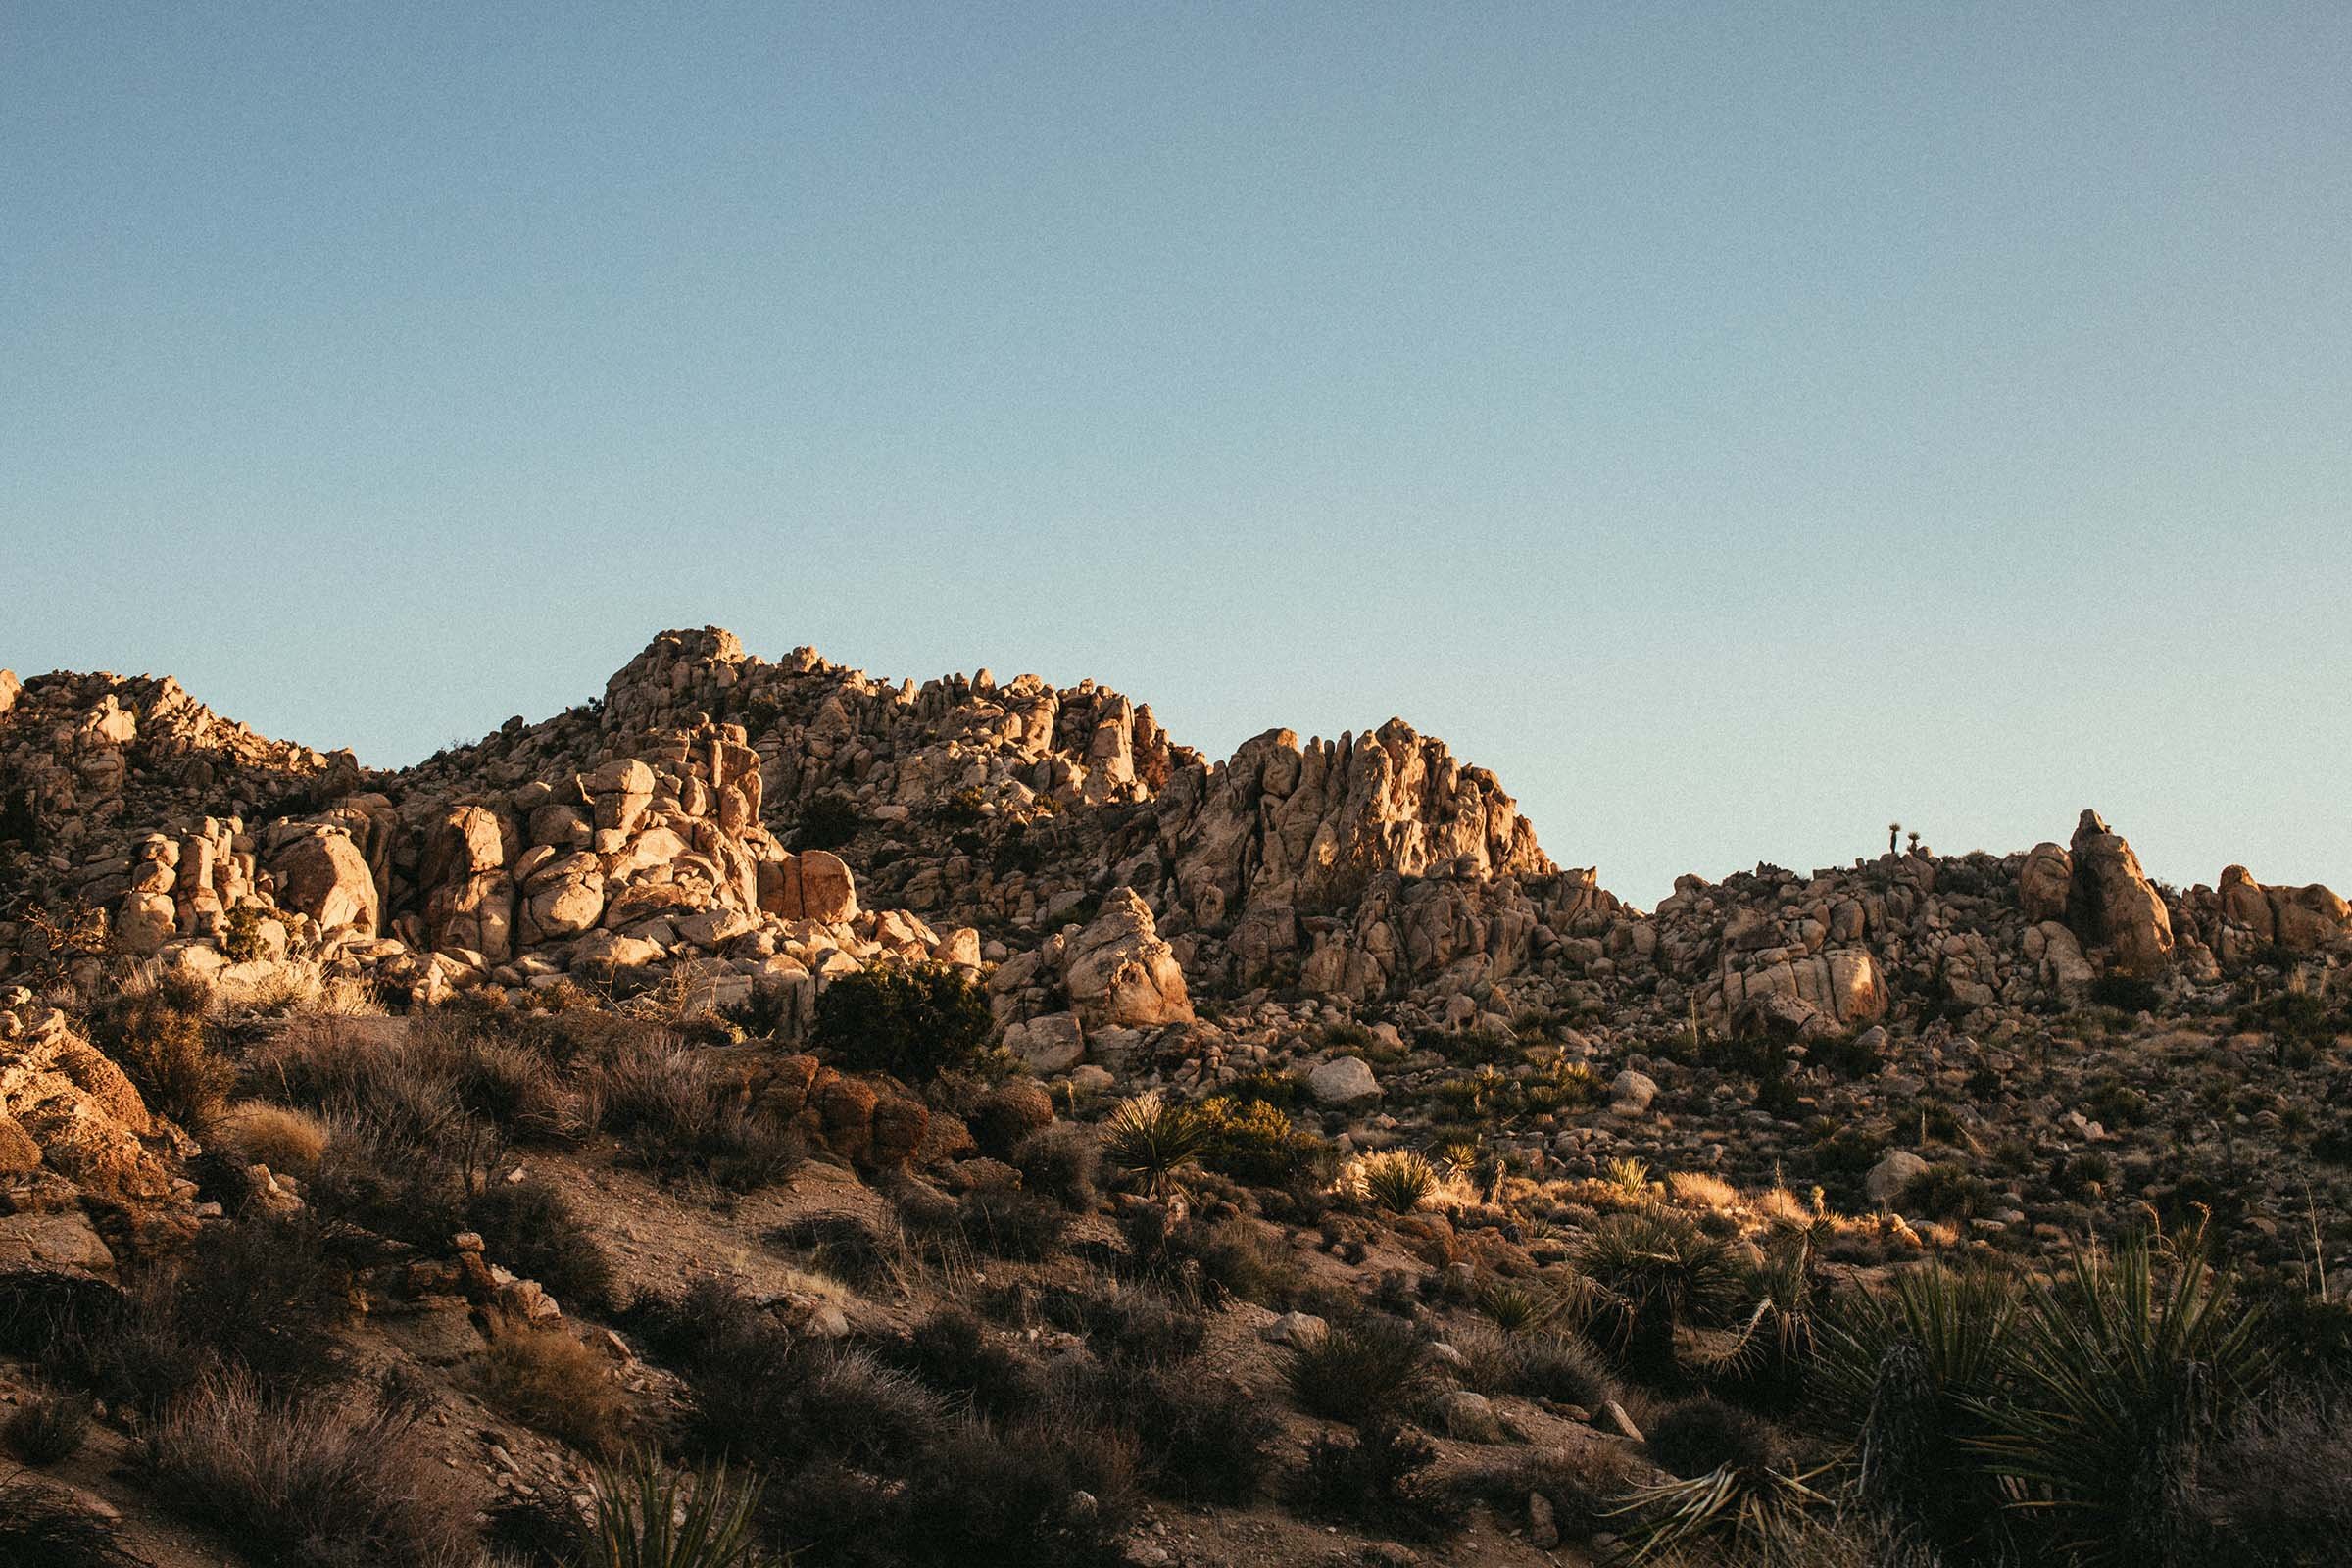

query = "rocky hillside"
[1, 630, 2348, 1568]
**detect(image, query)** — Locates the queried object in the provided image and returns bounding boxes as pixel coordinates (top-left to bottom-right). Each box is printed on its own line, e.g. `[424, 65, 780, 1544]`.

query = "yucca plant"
[584, 1449, 769, 1568]
[1100, 1093, 1211, 1198]
[1815, 1260, 2021, 1554]
[1703, 1227, 1823, 1404]
[1603, 1155, 1652, 1198]
[1577, 1206, 1741, 1378]
[1969, 1220, 2277, 1567]
[1477, 1280, 1560, 1335]
[1605, 1456, 1835, 1565]
[1359, 1150, 1438, 1215]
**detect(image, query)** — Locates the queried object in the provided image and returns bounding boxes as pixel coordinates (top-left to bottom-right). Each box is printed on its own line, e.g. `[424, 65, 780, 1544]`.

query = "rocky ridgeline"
[3, 630, 2348, 1102]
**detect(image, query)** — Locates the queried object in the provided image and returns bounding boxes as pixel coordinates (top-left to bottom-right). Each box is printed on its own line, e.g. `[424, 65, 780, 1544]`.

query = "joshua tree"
[1887, 822, 1901, 855]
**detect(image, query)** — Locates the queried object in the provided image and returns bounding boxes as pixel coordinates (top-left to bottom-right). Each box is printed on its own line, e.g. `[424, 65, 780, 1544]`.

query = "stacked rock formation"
[5, 631, 2349, 1087]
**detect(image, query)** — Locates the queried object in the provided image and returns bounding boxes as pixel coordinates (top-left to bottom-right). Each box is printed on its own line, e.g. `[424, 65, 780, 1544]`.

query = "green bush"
[1282, 1314, 1430, 1425]
[792, 792, 863, 851]
[812, 961, 998, 1083]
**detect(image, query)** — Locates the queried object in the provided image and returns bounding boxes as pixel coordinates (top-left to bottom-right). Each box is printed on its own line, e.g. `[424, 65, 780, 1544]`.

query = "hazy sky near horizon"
[6, 3, 2348, 906]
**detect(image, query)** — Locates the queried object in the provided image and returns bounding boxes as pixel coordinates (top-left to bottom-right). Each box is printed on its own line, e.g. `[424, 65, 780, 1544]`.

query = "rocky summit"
[1, 629, 2347, 1568]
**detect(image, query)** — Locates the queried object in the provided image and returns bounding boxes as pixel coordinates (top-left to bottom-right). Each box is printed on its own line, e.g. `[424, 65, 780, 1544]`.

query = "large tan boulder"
[1061, 888, 1194, 1028]
[758, 851, 858, 923]
[2065, 809, 2174, 977]
[2017, 843, 2073, 924]
[0, 1007, 178, 1205]
[2272, 882, 2351, 953]
[422, 804, 516, 963]
[268, 825, 380, 934]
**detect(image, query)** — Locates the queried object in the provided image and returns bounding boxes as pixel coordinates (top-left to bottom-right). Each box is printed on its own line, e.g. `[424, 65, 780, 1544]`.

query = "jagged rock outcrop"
[2065, 808, 2175, 978]
[9, 632, 2346, 1089]
[1059, 888, 1194, 1029]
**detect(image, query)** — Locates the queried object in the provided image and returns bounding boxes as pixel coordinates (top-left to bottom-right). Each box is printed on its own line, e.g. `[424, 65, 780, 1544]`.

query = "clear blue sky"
[6, 4, 2348, 906]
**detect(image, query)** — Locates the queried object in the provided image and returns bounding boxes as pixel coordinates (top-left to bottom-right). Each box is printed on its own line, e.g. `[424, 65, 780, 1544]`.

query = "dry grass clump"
[0, 1473, 138, 1567]
[216, 1099, 330, 1175]
[144, 1369, 479, 1568]
[482, 1314, 627, 1455]
[1668, 1170, 1741, 1212]
[3, 1389, 93, 1463]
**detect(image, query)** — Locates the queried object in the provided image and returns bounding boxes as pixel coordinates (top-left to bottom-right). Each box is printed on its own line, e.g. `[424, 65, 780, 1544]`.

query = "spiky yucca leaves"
[1359, 1150, 1438, 1215]
[1815, 1260, 2020, 1554]
[1970, 1221, 2276, 1568]
[1477, 1279, 1561, 1334]
[1100, 1094, 1211, 1198]
[1605, 1456, 1836, 1565]
[585, 1449, 769, 1568]
[1603, 1155, 1652, 1198]
[1704, 1226, 1824, 1405]
[1577, 1207, 1741, 1380]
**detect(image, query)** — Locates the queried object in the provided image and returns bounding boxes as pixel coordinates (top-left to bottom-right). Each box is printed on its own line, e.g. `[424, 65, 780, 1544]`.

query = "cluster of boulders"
[6, 631, 2348, 1087]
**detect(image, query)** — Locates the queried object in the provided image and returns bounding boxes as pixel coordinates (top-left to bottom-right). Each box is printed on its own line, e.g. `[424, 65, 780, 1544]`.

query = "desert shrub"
[144, 1369, 478, 1568]
[3, 1390, 92, 1463]
[467, 1173, 616, 1310]
[483, 1315, 626, 1454]
[1502, 1330, 1616, 1407]
[1360, 1150, 1438, 1215]
[2180, 1379, 2352, 1566]
[92, 983, 234, 1129]
[1578, 1207, 1741, 1379]
[1072, 1286, 1204, 1367]
[792, 791, 862, 851]
[217, 1100, 330, 1175]
[73, 1209, 349, 1404]
[812, 961, 997, 1083]
[620, 1276, 773, 1371]
[1147, 1212, 1303, 1308]
[1284, 1313, 1431, 1425]
[1198, 1096, 1331, 1186]
[932, 1187, 1068, 1261]
[0, 1474, 137, 1567]
[582, 1448, 768, 1568]
[220, 904, 269, 962]
[1647, 1396, 1780, 1478]
[1099, 1093, 1210, 1197]
[1448, 1447, 1637, 1547]
[690, 1330, 947, 1477]
[1902, 1162, 1993, 1222]
[304, 1115, 466, 1243]
[1085, 1361, 1274, 1504]
[768, 1212, 909, 1293]
[1975, 1224, 2276, 1567]
[1010, 1120, 1098, 1208]
[1297, 1420, 1464, 1541]
[590, 1036, 802, 1189]
[890, 1307, 1042, 1418]
[897, 1413, 1136, 1568]
[2088, 975, 2162, 1013]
